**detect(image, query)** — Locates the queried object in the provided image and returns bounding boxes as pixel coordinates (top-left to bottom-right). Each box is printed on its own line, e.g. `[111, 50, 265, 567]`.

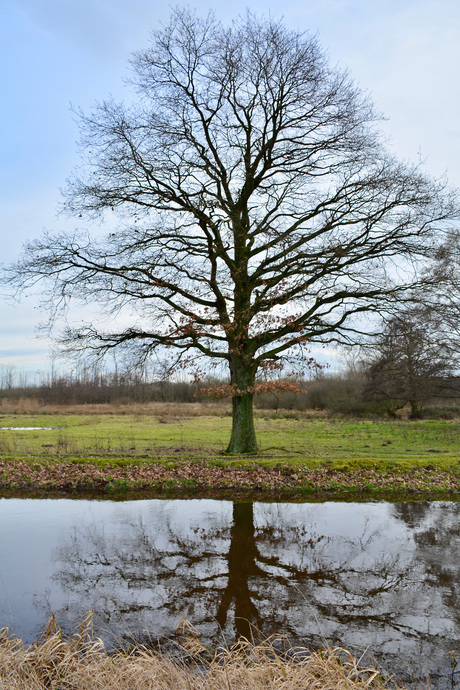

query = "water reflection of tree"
[393, 501, 460, 628]
[215, 503, 262, 638]
[392, 501, 430, 529]
[44, 500, 459, 684]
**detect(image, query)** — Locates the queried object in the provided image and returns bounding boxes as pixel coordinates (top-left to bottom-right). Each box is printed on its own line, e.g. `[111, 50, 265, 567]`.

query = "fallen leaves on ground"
[0, 456, 458, 496]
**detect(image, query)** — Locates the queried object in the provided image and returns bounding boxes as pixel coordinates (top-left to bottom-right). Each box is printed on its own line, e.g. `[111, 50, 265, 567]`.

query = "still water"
[0, 498, 458, 687]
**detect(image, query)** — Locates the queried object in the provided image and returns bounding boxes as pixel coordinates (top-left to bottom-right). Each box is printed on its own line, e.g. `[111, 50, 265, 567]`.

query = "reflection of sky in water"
[0, 427, 56, 430]
[0, 498, 458, 688]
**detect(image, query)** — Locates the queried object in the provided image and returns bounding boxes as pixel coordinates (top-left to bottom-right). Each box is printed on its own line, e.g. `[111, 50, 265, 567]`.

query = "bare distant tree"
[418, 232, 460, 352]
[363, 312, 455, 418]
[0, 364, 15, 391]
[5, 10, 459, 451]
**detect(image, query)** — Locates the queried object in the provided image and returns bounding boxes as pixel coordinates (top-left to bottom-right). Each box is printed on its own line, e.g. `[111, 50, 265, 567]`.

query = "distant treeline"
[0, 366, 198, 405]
[2, 363, 460, 417]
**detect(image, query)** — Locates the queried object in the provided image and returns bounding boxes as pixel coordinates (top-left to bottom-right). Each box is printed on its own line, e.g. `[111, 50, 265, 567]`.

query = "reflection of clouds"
[253, 504, 417, 648]
[38, 499, 460, 686]
[47, 500, 233, 641]
[410, 502, 460, 633]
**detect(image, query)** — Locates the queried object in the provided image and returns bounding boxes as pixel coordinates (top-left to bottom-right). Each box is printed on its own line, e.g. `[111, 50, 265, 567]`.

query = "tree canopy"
[6, 10, 459, 452]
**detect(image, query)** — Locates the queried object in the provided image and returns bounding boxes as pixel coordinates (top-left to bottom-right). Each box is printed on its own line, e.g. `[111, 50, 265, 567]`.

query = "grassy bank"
[0, 403, 459, 496]
[0, 615, 398, 689]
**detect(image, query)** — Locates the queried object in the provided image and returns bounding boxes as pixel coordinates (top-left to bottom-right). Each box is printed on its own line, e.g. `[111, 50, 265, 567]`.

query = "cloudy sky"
[1, 0, 459, 377]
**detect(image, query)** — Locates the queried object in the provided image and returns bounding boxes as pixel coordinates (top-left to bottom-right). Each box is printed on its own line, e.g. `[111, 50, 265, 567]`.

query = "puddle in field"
[0, 427, 56, 431]
[0, 497, 458, 688]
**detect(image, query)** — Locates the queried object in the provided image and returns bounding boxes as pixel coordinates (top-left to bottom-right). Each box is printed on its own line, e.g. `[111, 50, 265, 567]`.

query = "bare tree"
[0, 364, 16, 391]
[417, 231, 460, 353]
[363, 312, 455, 418]
[5, 10, 459, 452]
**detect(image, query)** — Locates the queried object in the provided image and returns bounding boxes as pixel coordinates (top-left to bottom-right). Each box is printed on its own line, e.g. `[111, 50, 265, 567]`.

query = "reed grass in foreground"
[0, 615, 399, 689]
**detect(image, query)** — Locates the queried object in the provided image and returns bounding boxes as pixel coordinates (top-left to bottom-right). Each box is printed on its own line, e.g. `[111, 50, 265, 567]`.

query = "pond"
[0, 497, 458, 688]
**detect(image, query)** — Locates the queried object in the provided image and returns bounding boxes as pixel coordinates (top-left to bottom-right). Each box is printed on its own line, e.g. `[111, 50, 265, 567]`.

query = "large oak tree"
[6, 10, 459, 452]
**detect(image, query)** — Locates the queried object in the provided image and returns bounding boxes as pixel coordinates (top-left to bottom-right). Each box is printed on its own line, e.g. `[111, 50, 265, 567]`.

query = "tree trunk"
[409, 399, 422, 419]
[226, 357, 258, 454]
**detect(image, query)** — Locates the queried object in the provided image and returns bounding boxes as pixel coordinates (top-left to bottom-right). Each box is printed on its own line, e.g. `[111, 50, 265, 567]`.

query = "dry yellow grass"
[0, 397, 231, 417]
[0, 614, 400, 690]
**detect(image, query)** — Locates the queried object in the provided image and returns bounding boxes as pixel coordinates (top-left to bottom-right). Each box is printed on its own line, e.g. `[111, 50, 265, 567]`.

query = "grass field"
[0, 402, 459, 496]
[1, 403, 460, 466]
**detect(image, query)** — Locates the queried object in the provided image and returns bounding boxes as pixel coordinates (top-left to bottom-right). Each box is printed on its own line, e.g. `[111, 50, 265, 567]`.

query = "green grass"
[0, 412, 229, 457]
[1, 411, 460, 473]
